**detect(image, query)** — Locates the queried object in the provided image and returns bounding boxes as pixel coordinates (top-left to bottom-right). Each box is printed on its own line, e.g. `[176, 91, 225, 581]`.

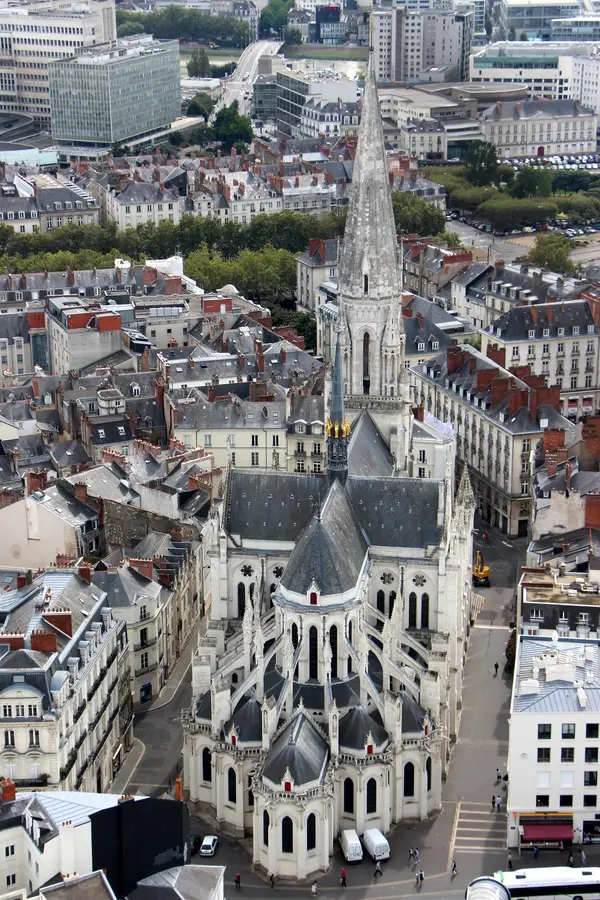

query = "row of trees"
[116, 7, 251, 45]
[259, 0, 294, 37]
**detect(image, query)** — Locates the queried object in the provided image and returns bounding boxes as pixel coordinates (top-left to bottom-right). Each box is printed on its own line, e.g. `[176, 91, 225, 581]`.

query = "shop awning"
[522, 823, 573, 841]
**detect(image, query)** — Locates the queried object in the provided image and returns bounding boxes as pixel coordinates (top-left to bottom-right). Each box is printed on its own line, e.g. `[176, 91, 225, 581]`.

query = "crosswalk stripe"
[453, 847, 507, 855]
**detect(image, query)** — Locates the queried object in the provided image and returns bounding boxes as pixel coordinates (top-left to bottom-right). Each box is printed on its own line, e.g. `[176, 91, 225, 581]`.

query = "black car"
[190, 835, 202, 856]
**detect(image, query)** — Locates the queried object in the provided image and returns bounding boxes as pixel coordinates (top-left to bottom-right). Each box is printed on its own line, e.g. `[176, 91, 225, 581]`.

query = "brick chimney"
[1, 779, 16, 803]
[509, 388, 528, 416]
[78, 565, 92, 585]
[447, 346, 469, 375]
[43, 609, 72, 636]
[543, 428, 565, 453]
[476, 368, 498, 393]
[128, 558, 154, 581]
[74, 483, 88, 504]
[30, 631, 58, 652]
[490, 376, 511, 408]
[25, 470, 47, 497]
[486, 343, 506, 368]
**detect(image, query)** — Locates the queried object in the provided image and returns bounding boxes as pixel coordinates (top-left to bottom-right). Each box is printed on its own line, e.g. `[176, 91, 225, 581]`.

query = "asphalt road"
[218, 39, 281, 116]
[445, 221, 526, 264]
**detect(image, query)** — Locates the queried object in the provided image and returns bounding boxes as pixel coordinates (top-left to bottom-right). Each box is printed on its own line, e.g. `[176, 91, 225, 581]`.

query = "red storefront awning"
[522, 823, 574, 841]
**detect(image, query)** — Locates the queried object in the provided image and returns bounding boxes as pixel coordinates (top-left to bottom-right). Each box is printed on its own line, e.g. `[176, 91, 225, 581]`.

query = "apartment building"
[507, 633, 600, 850]
[481, 299, 600, 421]
[517, 564, 600, 638]
[482, 98, 597, 159]
[499, 0, 580, 40]
[49, 36, 180, 149]
[0, 0, 116, 123]
[398, 117, 483, 161]
[297, 237, 340, 312]
[470, 42, 591, 101]
[0, 566, 132, 792]
[552, 16, 600, 40]
[412, 344, 574, 536]
[298, 97, 360, 139]
[0, 172, 99, 234]
[274, 67, 358, 136]
[372, 6, 474, 84]
[451, 260, 586, 331]
[46, 294, 122, 375]
[96, 179, 181, 230]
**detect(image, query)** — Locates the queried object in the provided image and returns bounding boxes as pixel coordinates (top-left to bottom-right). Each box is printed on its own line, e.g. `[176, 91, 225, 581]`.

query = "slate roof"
[90, 417, 134, 446]
[30, 483, 97, 527]
[297, 238, 340, 268]
[49, 440, 92, 470]
[514, 635, 600, 713]
[92, 565, 162, 609]
[263, 711, 329, 786]
[66, 464, 139, 504]
[224, 694, 262, 743]
[280, 479, 368, 595]
[347, 411, 393, 478]
[339, 706, 388, 750]
[287, 395, 324, 427]
[114, 182, 178, 206]
[196, 690, 211, 721]
[490, 299, 597, 341]
[130, 865, 224, 900]
[227, 472, 329, 542]
[483, 99, 595, 120]
[399, 689, 428, 732]
[346, 476, 442, 548]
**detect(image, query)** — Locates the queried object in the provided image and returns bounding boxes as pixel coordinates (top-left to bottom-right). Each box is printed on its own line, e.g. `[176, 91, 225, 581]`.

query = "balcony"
[73, 700, 86, 724]
[134, 635, 158, 652]
[135, 662, 159, 678]
[294, 448, 306, 457]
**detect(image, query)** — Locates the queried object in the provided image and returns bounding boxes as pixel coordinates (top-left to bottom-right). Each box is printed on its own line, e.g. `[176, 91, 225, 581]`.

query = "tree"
[450, 186, 499, 210]
[463, 140, 498, 187]
[505, 629, 516, 674]
[259, 0, 294, 36]
[282, 26, 302, 44]
[187, 92, 215, 121]
[187, 48, 212, 78]
[188, 124, 216, 146]
[519, 31, 528, 40]
[116, 22, 145, 37]
[511, 166, 553, 199]
[169, 131, 185, 146]
[527, 233, 575, 274]
[477, 197, 557, 228]
[485, 12, 492, 37]
[213, 101, 252, 151]
[391, 192, 445, 236]
[508, 25, 516, 39]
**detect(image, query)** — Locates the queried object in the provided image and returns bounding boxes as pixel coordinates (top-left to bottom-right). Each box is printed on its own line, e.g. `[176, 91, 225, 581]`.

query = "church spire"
[337, 49, 400, 308]
[326, 331, 350, 481]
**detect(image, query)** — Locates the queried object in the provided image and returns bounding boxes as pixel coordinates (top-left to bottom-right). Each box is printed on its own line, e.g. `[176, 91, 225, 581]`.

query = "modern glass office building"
[49, 35, 180, 146]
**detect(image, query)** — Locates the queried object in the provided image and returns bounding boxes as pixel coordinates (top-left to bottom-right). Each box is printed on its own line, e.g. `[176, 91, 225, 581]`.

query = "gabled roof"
[262, 711, 329, 786]
[280, 479, 368, 596]
[347, 411, 393, 477]
[339, 706, 388, 750]
[224, 693, 262, 743]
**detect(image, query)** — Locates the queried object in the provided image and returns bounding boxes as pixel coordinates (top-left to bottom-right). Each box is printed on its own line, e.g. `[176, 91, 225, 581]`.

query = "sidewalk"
[110, 738, 146, 795]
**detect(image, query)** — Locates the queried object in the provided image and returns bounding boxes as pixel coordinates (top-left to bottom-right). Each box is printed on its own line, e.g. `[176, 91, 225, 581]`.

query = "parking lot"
[504, 153, 600, 172]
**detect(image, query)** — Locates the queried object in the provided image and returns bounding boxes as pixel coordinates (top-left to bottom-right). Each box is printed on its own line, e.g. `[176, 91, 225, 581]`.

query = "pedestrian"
[234, 874, 241, 891]
[414, 847, 420, 863]
[374, 861, 382, 879]
[452, 861, 457, 876]
[269, 873, 275, 889]
[507, 853, 513, 871]
[582, 850, 587, 866]
[494, 662, 499, 676]
[496, 768, 501, 782]
[415, 871, 420, 887]
[408, 847, 414, 862]
[491, 794, 496, 812]
[311, 882, 318, 897]
[419, 870, 424, 885]
[483, 531, 489, 543]
[568, 853, 574, 867]
[340, 869, 346, 888]
[533, 845, 538, 859]
[496, 795, 501, 812]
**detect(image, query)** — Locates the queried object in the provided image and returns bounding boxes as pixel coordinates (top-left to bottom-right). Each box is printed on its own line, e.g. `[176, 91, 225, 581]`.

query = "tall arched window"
[376, 590, 385, 613]
[228, 767, 237, 804]
[343, 777, 354, 814]
[348, 620, 353, 645]
[306, 813, 316, 851]
[237, 582, 245, 619]
[291, 622, 299, 649]
[426, 756, 432, 792]
[366, 778, 377, 814]
[363, 333, 371, 394]
[330, 625, 338, 680]
[408, 592, 417, 629]
[404, 762, 415, 797]
[282, 816, 293, 853]
[202, 747, 211, 782]
[248, 774, 254, 807]
[421, 593, 430, 629]
[389, 591, 396, 617]
[309, 625, 318, 680]
[263, 810, 269, 846]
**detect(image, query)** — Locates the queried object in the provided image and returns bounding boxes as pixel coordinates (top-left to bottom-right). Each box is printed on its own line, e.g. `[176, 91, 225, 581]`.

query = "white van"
[362, 828, 390, 861]
[339, 829, 363, 863]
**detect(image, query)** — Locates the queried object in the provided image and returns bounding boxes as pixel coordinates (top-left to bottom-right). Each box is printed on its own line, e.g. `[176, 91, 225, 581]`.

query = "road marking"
[502, 541, 513, 548]
[453, 847, 507, 855]
[473, 624, 511, 631]
[447, 800, 460, 871]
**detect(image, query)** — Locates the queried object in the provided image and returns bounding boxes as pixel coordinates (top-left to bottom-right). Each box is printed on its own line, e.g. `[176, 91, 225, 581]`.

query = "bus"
[466, 868, 600, 900]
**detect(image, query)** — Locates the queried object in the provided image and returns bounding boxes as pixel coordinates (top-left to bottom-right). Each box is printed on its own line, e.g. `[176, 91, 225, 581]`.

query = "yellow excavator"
[473, 551, 490, 587]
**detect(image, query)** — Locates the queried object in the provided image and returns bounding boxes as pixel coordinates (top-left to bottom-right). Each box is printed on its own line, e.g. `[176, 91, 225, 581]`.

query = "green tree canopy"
[477, 197, 558, 228]
[187, 91, 215, 120]
[116, 7, 250, 45]
[450, 186, 499, 210]
[526, 233, 575, 274]
[511, 166, 553, 198]
[282, 26, 302, 44]
[187, 48, 212, 77]
[259, 0, 294, 35]
[508, 25, 516, 39]
[463, 140, 498, 187]
[391, 192, 445, 236]
[213, 101, 253, 151]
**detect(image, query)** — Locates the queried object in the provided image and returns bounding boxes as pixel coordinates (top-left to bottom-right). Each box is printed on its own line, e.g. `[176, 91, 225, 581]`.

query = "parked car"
[200, 835, 219, 856]
[362, 828, 390, 861]
[190, 835, 201, 856]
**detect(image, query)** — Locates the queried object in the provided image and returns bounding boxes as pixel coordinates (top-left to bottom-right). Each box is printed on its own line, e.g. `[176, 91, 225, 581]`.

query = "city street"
[217, 40, 282, 115]
[445, 221, 526, 264]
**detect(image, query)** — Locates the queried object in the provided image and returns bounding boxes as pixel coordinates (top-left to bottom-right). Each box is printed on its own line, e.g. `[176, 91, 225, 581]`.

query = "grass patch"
[284, 43, 368, 61]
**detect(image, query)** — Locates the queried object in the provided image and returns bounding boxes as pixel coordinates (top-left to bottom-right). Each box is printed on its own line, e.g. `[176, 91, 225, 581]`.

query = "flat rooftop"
[514, 635, 600, 714]
[520, 569, 600, 607]
[62, 35, 176, 66]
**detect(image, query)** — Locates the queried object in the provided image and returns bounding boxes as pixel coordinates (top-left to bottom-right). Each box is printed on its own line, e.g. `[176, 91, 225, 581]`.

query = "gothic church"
[182, 55, 475, 881]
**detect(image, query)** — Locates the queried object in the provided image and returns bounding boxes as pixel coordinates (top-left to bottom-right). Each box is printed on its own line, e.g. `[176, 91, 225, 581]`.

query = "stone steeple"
[326, 331, 350, 481]
[337, 48, 404, 399]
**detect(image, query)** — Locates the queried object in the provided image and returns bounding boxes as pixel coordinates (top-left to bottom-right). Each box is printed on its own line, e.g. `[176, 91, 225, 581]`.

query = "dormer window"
[573, 326, 580, 335]
[543, 328, 550, 337]
[418, 342, 425, 352]
[367, 744, 373, 755]
[558, 327, 565, 336]
[432, 341, 439, 350]
[588, 325, 595, 334]
[284, 781, 291, 792]
[231, 733, 237, 746]
[295, 423, 305, 434]
[310, 591, 318, 605]
[528, 329, 535, 338]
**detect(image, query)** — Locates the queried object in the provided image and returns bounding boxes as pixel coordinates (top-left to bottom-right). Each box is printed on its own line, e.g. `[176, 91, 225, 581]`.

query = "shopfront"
[518, 814, 574, 852]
